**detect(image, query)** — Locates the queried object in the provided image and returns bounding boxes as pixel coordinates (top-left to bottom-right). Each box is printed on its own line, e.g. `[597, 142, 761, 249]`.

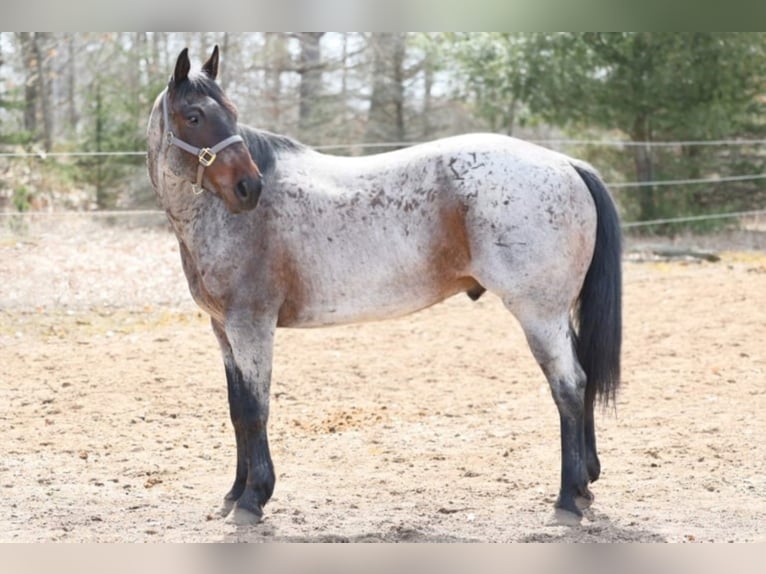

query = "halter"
[162, 89, 252, 195]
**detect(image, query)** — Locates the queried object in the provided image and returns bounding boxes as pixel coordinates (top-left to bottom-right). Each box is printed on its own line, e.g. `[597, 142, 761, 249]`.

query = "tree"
[448, 33, 536, 135]
[16, 33, 38, 142]
[527, 33, 766, 220]
[297, 32, 325, 134]
[451, 33, 766, 221]
[364, 33, 407, 146]
[15, 32, 55, 151]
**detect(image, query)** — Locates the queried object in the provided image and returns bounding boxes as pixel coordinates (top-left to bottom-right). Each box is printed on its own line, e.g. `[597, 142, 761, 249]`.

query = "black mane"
[238, 125, 305, 175]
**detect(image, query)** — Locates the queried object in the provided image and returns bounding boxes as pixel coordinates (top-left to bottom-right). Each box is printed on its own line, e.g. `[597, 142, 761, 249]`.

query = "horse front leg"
[211, 320, 248, 516]
[217, 312, 277, 525]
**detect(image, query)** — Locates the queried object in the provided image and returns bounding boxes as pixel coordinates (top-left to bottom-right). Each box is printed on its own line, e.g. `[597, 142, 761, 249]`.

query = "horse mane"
[238, 125, 306, 175]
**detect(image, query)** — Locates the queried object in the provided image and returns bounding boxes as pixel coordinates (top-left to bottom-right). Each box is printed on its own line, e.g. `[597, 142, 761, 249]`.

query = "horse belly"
[277, 238, 474, 328]
[280, 281, 462, 328]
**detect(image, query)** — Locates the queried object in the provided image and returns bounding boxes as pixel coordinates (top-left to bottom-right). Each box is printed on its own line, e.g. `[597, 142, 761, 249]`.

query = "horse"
[146, 46, 622, 526]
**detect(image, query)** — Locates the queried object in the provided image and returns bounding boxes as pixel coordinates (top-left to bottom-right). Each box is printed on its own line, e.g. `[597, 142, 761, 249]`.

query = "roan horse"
[146, 46, 622, 526]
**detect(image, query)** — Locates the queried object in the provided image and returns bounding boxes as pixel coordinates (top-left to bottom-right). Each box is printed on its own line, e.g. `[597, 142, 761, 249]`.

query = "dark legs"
[516, 311, 595, 521]
[550, 368, 592, 518]
[584, 382, 601, 483]
[221, 360, 248, 512]
[211, 317, 276, 523]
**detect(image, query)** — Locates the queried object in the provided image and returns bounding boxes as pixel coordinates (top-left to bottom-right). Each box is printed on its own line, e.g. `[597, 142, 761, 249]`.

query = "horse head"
[160, 46, 263, 214]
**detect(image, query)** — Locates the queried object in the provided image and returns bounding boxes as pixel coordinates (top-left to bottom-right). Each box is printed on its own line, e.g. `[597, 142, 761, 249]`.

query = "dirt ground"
[1, 217, 765, 542]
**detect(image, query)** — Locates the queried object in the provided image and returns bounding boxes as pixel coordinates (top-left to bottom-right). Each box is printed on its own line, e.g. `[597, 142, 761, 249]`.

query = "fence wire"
[2, 136, 764, 231]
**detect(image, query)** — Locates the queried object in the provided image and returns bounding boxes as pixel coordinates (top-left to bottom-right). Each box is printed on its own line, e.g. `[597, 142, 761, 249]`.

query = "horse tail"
[572, 163, 622, 406]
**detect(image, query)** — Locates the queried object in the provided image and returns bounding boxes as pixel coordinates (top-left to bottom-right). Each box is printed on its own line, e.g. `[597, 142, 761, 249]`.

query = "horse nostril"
[235, 180, 250, 201]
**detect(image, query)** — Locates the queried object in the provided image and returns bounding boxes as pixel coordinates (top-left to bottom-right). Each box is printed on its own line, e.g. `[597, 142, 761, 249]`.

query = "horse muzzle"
[232, 174, 262, 212]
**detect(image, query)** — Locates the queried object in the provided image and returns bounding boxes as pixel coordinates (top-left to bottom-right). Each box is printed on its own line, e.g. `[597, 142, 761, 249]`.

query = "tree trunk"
[17, 32, 38, 139]
[220, 33, 230, 90]
[341, 33, 349, 118]
[631, 115, 655, 221]
[66, 34, 78, 132]
[365, 33, 407, 147]
[130, 32, 147, 135]
[506, 96, 517, 136]
[34, 33, 53, 152]
[392, 35, 406, 142]
[263, 33, 288, 128]
[298, 32, 325, 136]
[422, 49, 434, 138]
[150, 32, 164, 75]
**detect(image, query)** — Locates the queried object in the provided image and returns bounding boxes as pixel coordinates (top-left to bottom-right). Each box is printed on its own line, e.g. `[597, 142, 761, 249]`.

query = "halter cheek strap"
[162, 90, 258, 195]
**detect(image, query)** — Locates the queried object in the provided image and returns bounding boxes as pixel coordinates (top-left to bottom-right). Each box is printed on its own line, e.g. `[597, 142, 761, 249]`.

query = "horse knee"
[551, 375, 586, 419]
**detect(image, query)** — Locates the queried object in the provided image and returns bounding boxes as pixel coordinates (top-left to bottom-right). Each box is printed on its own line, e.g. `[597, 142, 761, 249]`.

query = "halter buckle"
[198, 148, 216, 167]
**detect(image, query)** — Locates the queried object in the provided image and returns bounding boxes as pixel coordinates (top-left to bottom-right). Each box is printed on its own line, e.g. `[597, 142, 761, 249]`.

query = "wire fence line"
[2, 150, 766, 192]
[1, 206, 764, 231]
[607, 173, 766, 189]
[621, 209, 766, 229]
[2, 137, 763, 231]
[3, 136, 766, 158]
[0, 151, 146, 158]
[316, 138, 766, 150]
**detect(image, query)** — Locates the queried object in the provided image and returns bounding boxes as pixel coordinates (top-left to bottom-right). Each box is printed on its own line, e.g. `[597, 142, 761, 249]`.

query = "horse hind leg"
[511, 307, 592, 522]
[584, 380, 601, 483]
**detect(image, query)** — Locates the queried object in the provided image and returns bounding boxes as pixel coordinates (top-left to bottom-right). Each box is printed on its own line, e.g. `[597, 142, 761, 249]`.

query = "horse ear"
[172, 48, 190, 84]
[202, 45, 220, 80]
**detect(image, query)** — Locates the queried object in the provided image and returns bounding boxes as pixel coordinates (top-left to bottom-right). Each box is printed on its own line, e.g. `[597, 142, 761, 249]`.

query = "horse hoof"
[224, 504, 264, 526]
[552, 507, 583, 526]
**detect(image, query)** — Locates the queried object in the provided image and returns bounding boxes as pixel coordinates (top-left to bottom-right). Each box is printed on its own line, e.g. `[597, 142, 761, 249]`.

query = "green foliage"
[12, 185, 30, 212]
[2, 32, 765, 235]
[0, 73, 32, 146]
[74, 40, 159, 209]
[450, 33, 766, 228]
[446, 33, 538, 133]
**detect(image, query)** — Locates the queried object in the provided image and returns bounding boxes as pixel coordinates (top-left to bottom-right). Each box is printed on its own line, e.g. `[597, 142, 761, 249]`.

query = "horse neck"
[147, 98, 205, 230]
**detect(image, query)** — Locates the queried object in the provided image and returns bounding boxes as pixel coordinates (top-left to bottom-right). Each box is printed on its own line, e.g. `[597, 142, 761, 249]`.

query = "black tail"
[572, 164, 622, 406]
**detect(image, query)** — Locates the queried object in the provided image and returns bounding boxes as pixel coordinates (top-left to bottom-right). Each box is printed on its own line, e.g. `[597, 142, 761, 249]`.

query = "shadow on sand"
[219, 508, 664, 543]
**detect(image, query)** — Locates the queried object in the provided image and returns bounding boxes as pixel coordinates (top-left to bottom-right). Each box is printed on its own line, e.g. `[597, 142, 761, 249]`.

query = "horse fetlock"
[219, 497, 237, 517]
[576, 485, 595, 509]
[586, 452, 601, 483]
[224, 478, 246, 503]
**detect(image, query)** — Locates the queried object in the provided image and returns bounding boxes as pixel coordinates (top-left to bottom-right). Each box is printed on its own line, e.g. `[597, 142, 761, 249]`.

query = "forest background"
[1, 32, 766, 232]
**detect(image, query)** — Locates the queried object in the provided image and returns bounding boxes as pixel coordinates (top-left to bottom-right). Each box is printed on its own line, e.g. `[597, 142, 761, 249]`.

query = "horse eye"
[186, 114, 199, 127]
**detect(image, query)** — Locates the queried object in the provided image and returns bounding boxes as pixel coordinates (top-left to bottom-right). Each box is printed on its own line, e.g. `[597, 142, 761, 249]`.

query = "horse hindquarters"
[487, 163, 621, 520]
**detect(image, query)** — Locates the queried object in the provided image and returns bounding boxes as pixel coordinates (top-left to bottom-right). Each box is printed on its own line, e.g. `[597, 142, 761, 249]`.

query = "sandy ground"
[1, 217, 765, 542]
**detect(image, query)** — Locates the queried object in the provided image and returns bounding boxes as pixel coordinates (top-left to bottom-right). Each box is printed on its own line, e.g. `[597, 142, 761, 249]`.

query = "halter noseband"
[162, 89, 254, 195]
